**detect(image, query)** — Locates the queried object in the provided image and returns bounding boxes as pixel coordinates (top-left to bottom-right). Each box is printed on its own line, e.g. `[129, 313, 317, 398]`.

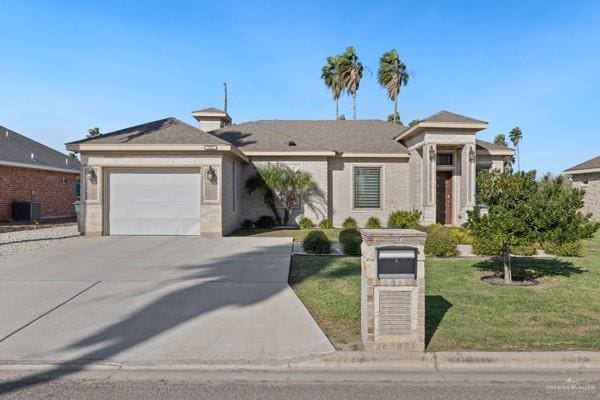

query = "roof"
[565, 155, 600, 173]
[67, 117, 232, 146]
[0, 125, 80, 173]
[422, 111, 487, 124]
[211, 120, 410, 155]
[192, 107, 227, 114]
[476, 139, 514, 155]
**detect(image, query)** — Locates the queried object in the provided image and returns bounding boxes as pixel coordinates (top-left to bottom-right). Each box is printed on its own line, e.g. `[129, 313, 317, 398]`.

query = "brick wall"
[0, 165, 79, 221]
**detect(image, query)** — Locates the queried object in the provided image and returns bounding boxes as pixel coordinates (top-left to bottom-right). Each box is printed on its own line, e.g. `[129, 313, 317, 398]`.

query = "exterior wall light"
[469, 146, 476, 162]
[206, 166, 216, 181]
[429, 146, 436, 162]
[85, 167, 97, 183]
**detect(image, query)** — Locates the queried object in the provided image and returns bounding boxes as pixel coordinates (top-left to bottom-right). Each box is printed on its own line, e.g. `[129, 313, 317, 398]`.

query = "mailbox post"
[360, 229, 427, 351]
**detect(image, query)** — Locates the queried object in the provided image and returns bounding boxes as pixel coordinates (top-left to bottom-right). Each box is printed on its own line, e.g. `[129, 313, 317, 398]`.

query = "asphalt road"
[0, 369, 598, 399]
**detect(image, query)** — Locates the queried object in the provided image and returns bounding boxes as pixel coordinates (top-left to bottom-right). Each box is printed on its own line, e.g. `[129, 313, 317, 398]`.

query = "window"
[354, 166, 381, 209]
[437, 154, 453, 166]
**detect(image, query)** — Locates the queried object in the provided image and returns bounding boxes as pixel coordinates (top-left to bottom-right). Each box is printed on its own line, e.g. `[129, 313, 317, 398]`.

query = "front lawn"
[289, 233, 600, 351]
[231, 228, 343, 242]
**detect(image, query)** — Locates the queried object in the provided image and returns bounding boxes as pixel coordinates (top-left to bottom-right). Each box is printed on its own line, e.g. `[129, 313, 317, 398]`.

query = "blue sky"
[0, 0, 598, 174]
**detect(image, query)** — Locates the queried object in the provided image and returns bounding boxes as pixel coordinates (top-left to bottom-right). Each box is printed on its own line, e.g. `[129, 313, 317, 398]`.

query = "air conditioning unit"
[13, 202, 42, 222]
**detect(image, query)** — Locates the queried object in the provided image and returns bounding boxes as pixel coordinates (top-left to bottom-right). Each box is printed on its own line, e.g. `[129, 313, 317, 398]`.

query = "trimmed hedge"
[339, 228, 362, 256]
[365, 217, 382, 228]
[298, 217, 315, 229]
[342, 217, 358, 229]
[387, 210, 421, 229]
[318, 218, 333, 229]
[303, 230, 332, 255]
[255, 215, 276, 229]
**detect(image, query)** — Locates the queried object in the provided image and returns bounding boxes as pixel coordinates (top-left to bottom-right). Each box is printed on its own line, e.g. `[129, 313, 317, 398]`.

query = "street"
[0, 369, 598, 399]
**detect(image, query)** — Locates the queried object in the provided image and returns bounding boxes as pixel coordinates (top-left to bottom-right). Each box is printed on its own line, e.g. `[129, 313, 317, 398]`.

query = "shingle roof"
[0, 125, 80, 172]
[476, 139, 513, 153]
[422, 111, 487, 124]
[67, 117, 232, 146]
[565, 155, 600, 172]
[211, 120, 410, 154]
[192, 107, 227, 114]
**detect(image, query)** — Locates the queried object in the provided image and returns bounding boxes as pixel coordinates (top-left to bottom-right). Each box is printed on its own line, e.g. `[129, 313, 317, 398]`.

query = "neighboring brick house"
[66, 108, 513, 237]
[565, 155, 600, 221]
[0, 125, 80, 222]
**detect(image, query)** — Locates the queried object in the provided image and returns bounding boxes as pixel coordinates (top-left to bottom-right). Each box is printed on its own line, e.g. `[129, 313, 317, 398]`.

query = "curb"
[1, 351, 600, 373]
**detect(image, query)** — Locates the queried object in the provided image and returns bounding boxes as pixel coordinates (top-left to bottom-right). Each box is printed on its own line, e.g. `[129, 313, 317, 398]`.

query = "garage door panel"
[109, 218, 201, 236]
[108, 171, 201, 236]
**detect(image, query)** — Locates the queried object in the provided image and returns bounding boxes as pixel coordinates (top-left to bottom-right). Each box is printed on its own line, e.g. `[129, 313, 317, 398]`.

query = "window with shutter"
[354, 166, 381, 209]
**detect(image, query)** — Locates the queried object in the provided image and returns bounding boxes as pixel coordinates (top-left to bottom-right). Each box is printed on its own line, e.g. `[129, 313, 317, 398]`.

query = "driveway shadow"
[0, 243, 291, 395]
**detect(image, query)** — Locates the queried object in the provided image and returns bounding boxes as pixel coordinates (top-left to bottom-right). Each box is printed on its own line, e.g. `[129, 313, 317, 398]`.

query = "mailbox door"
[377, 247, 417, 278]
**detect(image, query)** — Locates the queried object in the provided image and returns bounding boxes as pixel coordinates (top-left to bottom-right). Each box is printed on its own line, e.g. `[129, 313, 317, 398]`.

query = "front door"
[436, 171, 453, 224]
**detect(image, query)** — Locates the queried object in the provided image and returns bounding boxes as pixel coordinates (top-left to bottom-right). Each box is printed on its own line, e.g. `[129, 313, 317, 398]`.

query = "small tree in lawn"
[466, 170, 539, 284]
[245, 165, 319, 226]
[244, 172, 281, 225]
[467, 170, 599, 284]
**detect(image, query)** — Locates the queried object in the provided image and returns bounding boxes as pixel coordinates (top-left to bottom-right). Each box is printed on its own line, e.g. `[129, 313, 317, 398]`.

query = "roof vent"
[192, 107, 232, 132]
[289, 140, 297, 146]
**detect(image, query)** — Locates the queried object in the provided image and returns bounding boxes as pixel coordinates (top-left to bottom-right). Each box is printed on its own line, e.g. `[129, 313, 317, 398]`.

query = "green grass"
[289, 234, 600, 351]
[231, 228, 343, 242]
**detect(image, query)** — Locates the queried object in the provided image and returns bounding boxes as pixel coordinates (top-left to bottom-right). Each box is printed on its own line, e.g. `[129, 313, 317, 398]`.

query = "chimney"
[191, 107, 232, 132]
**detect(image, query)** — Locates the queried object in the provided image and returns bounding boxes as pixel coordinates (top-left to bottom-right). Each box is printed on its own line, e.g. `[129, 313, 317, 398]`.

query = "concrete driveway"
[0, 236, 334, 364]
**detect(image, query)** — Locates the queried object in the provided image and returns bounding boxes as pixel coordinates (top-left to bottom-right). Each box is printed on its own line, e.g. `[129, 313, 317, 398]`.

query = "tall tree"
[321, 56, 343, 119]
[337, 46, 363, 120]
[494, 134, 507, 147]
[387, 112, 402, 124]
[377, 49, 409, 124]
[87, 127, 101, 138]
[509, 127, 523, 171]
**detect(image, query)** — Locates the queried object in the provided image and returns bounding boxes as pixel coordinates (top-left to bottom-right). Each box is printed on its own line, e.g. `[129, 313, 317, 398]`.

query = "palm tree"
[338, 46, 363, 120]
[321, 56, 343, 119]
[377, 49, 409, 124]
[509, 127, 523, 171]
[494, 134, 508, 147]
[87, 127, 101, 138]
[246, 165, 319, 226]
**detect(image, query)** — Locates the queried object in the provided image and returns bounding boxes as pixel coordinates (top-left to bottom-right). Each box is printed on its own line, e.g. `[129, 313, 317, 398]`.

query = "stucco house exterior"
[66, 108, 513, 236]
[1, 125, 80, 222]
[565, 155, 600, 221]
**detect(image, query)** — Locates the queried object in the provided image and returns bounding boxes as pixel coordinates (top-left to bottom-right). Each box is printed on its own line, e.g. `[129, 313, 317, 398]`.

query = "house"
[564, 155, 600, 221]
[65, 108, 513, 236]
[0, 125, 80, 222]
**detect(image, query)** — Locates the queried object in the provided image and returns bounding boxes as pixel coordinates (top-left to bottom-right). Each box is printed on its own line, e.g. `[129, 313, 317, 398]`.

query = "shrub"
[298, 217, 315, 229]
[448, 227, 474, 245]
[511, 244, 538, 256]
[342, 217, 358, 229]
[318, 218, 333, 229]
[241, 219, 254, 229]
[343, 236, 362, 256]
[544, 241, 583, 257]
[425, 226, 459, 257]
[387, 210, 421, 228]
[339, 228, 362, 256]
[472, 237, 502, 256]
[303, 230, 332, 255]
[365, 217, 382, 228]
[339, 228, 361, 244]
[255, 215, 276, 229]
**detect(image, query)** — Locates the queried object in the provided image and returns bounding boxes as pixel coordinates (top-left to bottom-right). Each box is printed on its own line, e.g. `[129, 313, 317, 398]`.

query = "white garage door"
[108, 170, 201, 235]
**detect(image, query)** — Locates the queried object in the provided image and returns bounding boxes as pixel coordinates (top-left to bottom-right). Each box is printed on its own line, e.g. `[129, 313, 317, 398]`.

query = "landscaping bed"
[289, 233, 600, 351]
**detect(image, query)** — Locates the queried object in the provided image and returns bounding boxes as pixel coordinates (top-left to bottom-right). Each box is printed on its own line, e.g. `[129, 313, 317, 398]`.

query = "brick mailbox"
[360, 229, 427, 351]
